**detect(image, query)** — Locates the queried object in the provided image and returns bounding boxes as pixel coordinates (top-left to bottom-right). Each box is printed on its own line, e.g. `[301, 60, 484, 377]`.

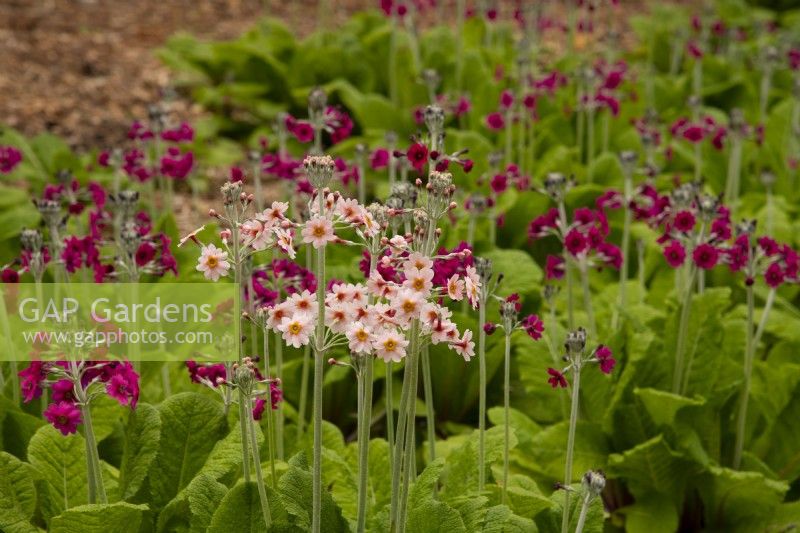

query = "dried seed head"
[20, 228, 43, 252]
[220, 181, 243, 206]
[564, 327, 587, 355]
[120, 223, 141, 255]
[391, 181, 418, 208]
[544, 172, 568, 200]
[735, 219, 757, 236]
[500, 300, 519, 323]
[696, 193, 720, 220]
[303, 155, 335, 189]
[543, 284, 560, 305]
[308, 87, 328, 115]
[582, 470, 606, 496]
[424, 105, 445, 137]
[474, 256, 493, 284]
[759, 170, 776, 188]
[427, 170, 453, 198]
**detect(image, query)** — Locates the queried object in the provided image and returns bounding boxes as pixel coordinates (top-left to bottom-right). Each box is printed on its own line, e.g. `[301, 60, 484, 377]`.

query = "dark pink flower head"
[490, 173, 508, 194]
[595, 345, 616, 374]
[528, 208, 559, 240]
[781, 245, 799, 279]
[0, 146, 23, 173]
[127, 121, 153, 141]
[500, 90, 514, 110]
[522, 314, 544, 340]
[370, 148, 390, 170]
[486, 112, 506, 131]
[161, 122, 194, 143]
[252, 397, 266, 420]
[596, 190, 623, 210]
[270, 381, 283, 409]
[187, 360, 227, 387]
[788, 48, 800, 71]
[407, 143, 429, 172]
[564, 228, 588, 256]
[764, 262, 785, 288]
[19, 361, 48, 402]
[325, 106, 354, 144]
[663, 240, 687, 268]
[673, 210, 696, 233]
[506, 293, 521, 312]
[454, 96, 471, 117]
[160, 149, 194, 180]
[51, 379, 76, 403]
[598, 242, 622, 269]
[758, 236, 780, 256]
[682, 124, 706, 143]
[230, 167, 244, 183]
[545, 254, 565, 280]
[2, 268, 19, 283]
[692, 243, 719, 270]
[547, 367, 568, 388]
[687, 41, 703, 59]
[724, 234, 749, 273]
[44, 401, 82, 435]
[483, 322, 497, 335]
[289, 120, 314, 143]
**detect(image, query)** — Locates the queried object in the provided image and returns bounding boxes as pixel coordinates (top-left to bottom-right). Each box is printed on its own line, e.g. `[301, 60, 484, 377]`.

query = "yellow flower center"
[384, 339, 397, 351]
[206, 255, 219, 268]
[313, 225, 326, 237]
[412, 278, 425, 290]
[356, 330, 368, 341]
[289, 322, 302, 335]
[402, 301, 415, 314]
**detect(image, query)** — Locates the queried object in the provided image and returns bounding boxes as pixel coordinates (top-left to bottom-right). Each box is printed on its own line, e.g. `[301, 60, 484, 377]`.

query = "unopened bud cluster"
[304, 155, 336, 190]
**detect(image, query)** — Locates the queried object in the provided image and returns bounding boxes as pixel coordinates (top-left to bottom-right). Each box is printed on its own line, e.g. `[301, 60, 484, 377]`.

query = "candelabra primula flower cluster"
[723, 228, 799, 288]
[268, 247, 477, 362]
[19, 360, 140, 435]
[0, 145, 23, 173]
[186, 359, 282, 419]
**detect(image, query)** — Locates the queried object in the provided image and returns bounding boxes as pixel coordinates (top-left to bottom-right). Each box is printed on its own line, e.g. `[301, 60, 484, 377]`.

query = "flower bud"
[760, 170, 776, 188]
[544, 172, 568, 201]
[303, 155, 336, 190]
[220, 181, 242, 206]
[308, 87, 328, 115]
[483, 322, 497, 335]
[424, 105, 445, 137]
[564, 327, 587, 355]
[428, 171, 453, 198]
[20, 228, 43, 252]
[582, 470, 606, 497]
[474, 256, 493, 284]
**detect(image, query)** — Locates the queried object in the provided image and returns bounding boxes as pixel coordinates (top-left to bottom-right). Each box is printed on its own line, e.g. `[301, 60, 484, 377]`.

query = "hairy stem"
[672, 266, 696, 394]
[561, 366, 581, 533]
[81, 403, 107, 504]
[263, 329, 277, 488]
[502, 332, 511, 504]
[247, 396, 272, 528]
[356, 353, 374, 532]
[733, 284, 755, 469]
[311, 192, 326, 533]
[574, 491, 592, 533]
[478, 298, 487, 492]
[421, 344, 436, 464]
[578, 262, 596, 339]
[756, 288, 776, 361]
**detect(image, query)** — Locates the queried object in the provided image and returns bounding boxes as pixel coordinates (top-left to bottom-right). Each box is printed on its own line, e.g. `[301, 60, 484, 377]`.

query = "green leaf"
[406, 500, 466, 532]
[0, 451, 38, 533]
[698, 467, 789, 532]
[208, 481, 288, 533]
[633, 388, 705, 427]
[483, 248, 543, 296]
[619, 495, 679, 533]
[27, 425, 88, 522]
[119, 403, 161, 501]
[441, 426, 518, 500]
[482, 504, 537, 532]
[0, 395, 45, 461]
[50, 502, 148, 533]
[187, 474, 229, 533]
[149, 392, 227, 508]
[607, 435, 700, 508]
[277, 452, 349, 532]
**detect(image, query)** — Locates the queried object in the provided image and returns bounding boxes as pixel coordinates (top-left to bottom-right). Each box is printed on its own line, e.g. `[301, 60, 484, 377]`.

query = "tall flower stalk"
[494, 295, 544, 503]
[612, 151, 637, 330]
[546, 328, 615, 533]
[575, 471, 606, 533]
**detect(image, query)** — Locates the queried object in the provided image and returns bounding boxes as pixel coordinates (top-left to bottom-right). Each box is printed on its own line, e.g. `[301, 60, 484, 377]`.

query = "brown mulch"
[0, 0, 664, 152]
[0, 0, 373, 151]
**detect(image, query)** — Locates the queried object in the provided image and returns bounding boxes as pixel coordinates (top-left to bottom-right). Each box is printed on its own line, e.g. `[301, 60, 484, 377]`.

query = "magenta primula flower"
[545, 254, 565, 280]
[161, 148, 194, 179]
[0, 146, 22, 173]
[406, 143, 429, 172]
[663, 240, 687, 268]
[547, 367, 568, 388]
[161, 122, 194, 143]
[44, 402, 83, 436]
[522, 314, 544, 340]
[485, 112, 506, 131]
[692, 243, 719, 270]
[596, 345, 616, 374]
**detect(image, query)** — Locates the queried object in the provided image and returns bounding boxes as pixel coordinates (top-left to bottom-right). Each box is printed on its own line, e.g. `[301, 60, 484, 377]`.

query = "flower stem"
[561, 366, 581, 533]
[356, 353, 374, 532]
[505, 109, 514, 166]
[733, 283, 755, 469]
[397, 330, 419, 533]
[311, 195, 326, 533]
[756, 288, 776, 361]
[478, 297, 487, 492]
[586, 106, 595, 183]
[389, 353, 412, 530]
[262, 329, 277, 488]
[672, 266, 696, 394]
[239, 399, 252, 483]
[574, 491, 592, 533]
[275, 336, 284, 461]
[386, 361, 395, 460]
[612, 170, 633, 330]
[724, 135, 742, 210]
[246, 396, 272, 529]
[81, 403, 107, 504]
[502, 331, 511, 504]
[578, 262, 596, 339]
[421, 344, 435, 464]
[297, 250, 313, 441]
[694, 141, 702, 182]
[558, 202, 575, 330]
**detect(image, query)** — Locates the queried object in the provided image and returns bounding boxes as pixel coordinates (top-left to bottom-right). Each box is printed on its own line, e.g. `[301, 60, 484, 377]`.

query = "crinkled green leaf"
[0, 451, 38, 533]
[50, 502, 147, 533]
[27, 425, 88, 522]
[119, 403, 161, 501]
[149, 392, 227, 508]
[698, 467, 788, 532]
[277, 452, 349, 532]
[208, 481, 288, 533]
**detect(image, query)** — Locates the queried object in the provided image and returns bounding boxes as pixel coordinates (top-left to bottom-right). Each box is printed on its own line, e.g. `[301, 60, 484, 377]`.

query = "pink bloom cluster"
[723, 235, 799, 289]
[529, 205, 621, 279]
[285, 106, 353, 145]
[670, 115, 728, 150]
[0, 145, 22, 173]
[20, 360, 139, 435]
